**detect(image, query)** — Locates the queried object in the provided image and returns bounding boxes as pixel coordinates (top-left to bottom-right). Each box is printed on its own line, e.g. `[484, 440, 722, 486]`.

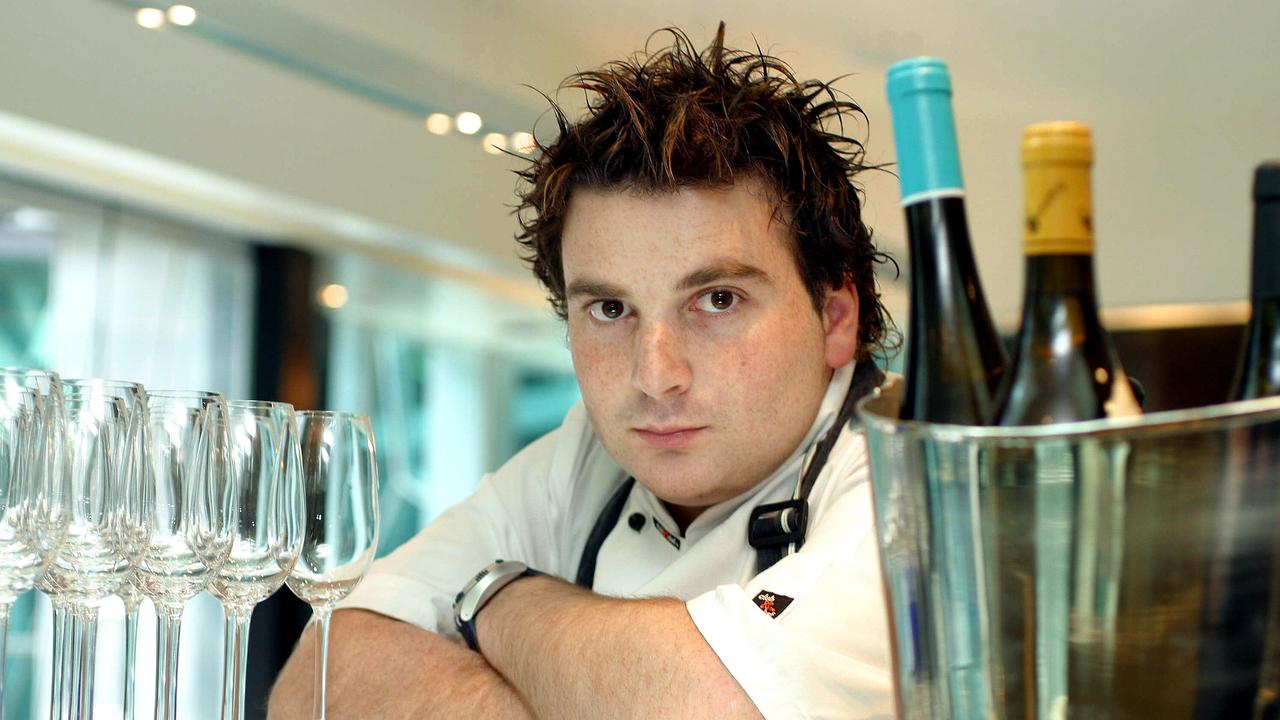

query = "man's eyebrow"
[566, 279, 628, 301]
[676, 261, 771, 292]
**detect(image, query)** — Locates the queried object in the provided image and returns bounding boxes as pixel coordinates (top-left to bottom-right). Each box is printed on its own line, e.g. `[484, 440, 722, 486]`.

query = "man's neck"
[662, 500, 707, 535]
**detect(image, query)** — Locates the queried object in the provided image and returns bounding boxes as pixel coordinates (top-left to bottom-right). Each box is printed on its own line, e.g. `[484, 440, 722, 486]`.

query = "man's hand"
[477, 576, 763, 719]
[267, 608, 534, 719]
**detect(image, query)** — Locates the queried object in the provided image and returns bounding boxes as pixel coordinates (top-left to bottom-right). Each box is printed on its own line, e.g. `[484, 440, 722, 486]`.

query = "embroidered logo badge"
[753, 591, 795, 619]
[651, 517, 682, 550]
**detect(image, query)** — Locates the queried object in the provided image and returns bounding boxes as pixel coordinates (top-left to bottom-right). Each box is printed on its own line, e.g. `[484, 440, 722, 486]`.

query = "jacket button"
[628, 513, 645, 531]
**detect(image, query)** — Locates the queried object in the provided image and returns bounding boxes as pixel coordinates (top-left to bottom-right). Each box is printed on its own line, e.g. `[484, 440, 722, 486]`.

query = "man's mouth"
[633, 425, 707, 449]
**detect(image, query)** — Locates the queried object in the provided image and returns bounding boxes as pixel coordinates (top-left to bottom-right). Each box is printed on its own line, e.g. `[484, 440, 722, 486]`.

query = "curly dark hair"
[514, 24, 895, 360]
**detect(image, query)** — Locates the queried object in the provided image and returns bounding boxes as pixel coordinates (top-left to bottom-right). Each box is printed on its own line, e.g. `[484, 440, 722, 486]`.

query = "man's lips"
[633, 426, 707, 449]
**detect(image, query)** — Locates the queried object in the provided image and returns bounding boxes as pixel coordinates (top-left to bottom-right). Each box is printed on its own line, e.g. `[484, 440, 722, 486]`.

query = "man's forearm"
[477, 577, 762, 719]
[268, 608, 535, 719]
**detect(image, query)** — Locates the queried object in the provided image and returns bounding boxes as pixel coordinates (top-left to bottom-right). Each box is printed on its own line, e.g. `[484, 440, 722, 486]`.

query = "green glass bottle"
[1201, 161, 1280, 720]
[995, 122, 1141, 425]
[887, 57, 1007, 424]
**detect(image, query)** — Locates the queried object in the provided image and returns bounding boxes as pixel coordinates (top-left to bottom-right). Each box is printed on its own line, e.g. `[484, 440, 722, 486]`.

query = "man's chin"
[631, 470, 727, 510]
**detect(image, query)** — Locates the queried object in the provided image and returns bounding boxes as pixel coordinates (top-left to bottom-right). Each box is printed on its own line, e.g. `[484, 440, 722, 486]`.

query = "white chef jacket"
[339, 362, 895, 720]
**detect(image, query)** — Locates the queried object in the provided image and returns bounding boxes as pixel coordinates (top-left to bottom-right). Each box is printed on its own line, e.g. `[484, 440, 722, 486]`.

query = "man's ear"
[821, 278, 860, 369]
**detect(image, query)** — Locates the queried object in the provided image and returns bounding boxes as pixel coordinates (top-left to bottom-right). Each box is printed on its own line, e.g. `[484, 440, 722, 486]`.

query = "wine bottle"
[887, 57, 1007, 424]
[1232, 161, 1280, 400]
[995, 121, 1141, 425]
[1207, 160, 1280, 720]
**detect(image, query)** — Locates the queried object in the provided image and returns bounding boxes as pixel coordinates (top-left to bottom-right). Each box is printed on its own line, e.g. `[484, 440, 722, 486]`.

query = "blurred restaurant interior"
[0, 0, 1277, 716]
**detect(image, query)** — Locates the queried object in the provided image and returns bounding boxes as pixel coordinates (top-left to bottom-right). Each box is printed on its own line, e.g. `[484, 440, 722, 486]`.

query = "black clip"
[747, 499, 808, 549]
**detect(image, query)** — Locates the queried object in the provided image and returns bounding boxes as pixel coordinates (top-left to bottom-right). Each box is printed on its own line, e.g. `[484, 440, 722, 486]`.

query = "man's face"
[561, 179, 859, 527]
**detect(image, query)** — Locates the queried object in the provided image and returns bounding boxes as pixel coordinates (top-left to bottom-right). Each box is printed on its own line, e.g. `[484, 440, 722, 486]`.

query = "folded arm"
[267, 608, 535, 719]
[476, 575, 763, 719]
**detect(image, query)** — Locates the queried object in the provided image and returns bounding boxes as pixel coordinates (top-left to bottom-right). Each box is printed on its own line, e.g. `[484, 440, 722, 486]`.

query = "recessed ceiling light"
[317, 284, 349, 309]
[455, 112, 482, 135]
[425, 113, 452, 135]
[8, 207, 58, 232]
[510, 132, 536, 154]
[135, 7, 166, 28]
[483, 133, 507, 155]
[167, 5, 198, 26]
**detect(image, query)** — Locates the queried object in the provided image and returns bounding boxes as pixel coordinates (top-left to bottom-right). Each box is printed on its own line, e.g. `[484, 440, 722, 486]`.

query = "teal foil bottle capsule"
[887, 57, 966, 204]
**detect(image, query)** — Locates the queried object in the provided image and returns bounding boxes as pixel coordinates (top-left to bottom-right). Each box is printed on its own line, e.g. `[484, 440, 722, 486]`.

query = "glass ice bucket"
[858, 376, 1280, 720]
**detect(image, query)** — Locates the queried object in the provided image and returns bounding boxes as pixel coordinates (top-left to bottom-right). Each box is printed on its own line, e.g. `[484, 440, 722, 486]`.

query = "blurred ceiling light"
[317, 284, 349, 309]
[167, 5, 198, 26]
[483, 133, 507, 155]
[455, 112, 482, 135]
[135, 7, 166, 28]
[425, 113, 452, 135]
[510, 131, 536, 154]
[8, 207, 58, 232]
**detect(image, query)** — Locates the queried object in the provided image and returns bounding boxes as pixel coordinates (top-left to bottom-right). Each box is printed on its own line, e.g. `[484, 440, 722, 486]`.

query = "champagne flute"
[0, 368, 70, 720]
[137, 390, 235, 720]
[63, 379, 148, 720]
[286, 412, 379, 720]
[210, 400, 303, 720]
[0, 387, 43, 713]
[48, 391, 130, 720]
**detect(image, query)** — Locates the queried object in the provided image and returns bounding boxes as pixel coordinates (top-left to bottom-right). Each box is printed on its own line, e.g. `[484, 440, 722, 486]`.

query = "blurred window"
[0, 171, 253, 718]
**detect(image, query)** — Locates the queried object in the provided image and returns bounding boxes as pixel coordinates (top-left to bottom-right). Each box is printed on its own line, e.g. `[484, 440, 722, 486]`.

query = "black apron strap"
[748, 360, 884, 574]
[574, 476, 636, 589]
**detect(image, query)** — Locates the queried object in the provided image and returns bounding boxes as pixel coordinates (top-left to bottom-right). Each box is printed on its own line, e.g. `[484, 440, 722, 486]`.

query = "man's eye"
[588, 299, 631, 322]
[695, 289, 739, 314]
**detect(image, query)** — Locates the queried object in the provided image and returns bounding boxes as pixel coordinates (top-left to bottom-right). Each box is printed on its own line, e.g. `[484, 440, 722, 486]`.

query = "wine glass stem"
[0, 602, 9, 716]
[64, 610, 83, 720]
[313, 608, 332, 720]
[220, 610, 253, 720]
[47, 602, 65, 720]
[76, 609, 99, 720]
[154, 609, 183, 720]
[47, 602, 73, 720]
[123, 601, 139, 720]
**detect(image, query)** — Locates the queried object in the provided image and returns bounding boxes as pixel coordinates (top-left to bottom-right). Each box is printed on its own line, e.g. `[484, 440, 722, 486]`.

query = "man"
[270, 25, 896, 719]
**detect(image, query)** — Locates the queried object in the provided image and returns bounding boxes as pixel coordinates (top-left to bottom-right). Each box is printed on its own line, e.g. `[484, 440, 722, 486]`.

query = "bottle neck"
[1019, 254, 1100, 308]
[1251, 199, 1280, 300]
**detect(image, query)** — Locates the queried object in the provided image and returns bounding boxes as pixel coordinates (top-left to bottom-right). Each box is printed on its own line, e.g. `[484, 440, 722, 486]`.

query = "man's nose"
[631, 320, 692, 398]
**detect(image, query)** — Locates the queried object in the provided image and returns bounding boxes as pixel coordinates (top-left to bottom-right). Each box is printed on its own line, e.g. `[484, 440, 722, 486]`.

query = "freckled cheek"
[569, 334, 629, 401]
[733, 318, 821, 412]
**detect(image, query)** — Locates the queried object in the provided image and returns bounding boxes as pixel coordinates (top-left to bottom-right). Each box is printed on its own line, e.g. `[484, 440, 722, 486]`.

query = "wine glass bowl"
[136, 391, 232, 606]
[0, 368, 69, 572]
[287, 413, 379, 606]
[210, 401, 301, 607]
[0, 387, 46, 604]
[49, 392, 130, 605]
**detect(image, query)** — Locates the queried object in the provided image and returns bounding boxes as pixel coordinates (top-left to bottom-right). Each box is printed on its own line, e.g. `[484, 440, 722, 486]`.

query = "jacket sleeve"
[336, 414, 576, 640]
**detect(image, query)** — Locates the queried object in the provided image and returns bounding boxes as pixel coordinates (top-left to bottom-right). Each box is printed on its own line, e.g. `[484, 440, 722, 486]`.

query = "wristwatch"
[453, 559, 544, 651]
